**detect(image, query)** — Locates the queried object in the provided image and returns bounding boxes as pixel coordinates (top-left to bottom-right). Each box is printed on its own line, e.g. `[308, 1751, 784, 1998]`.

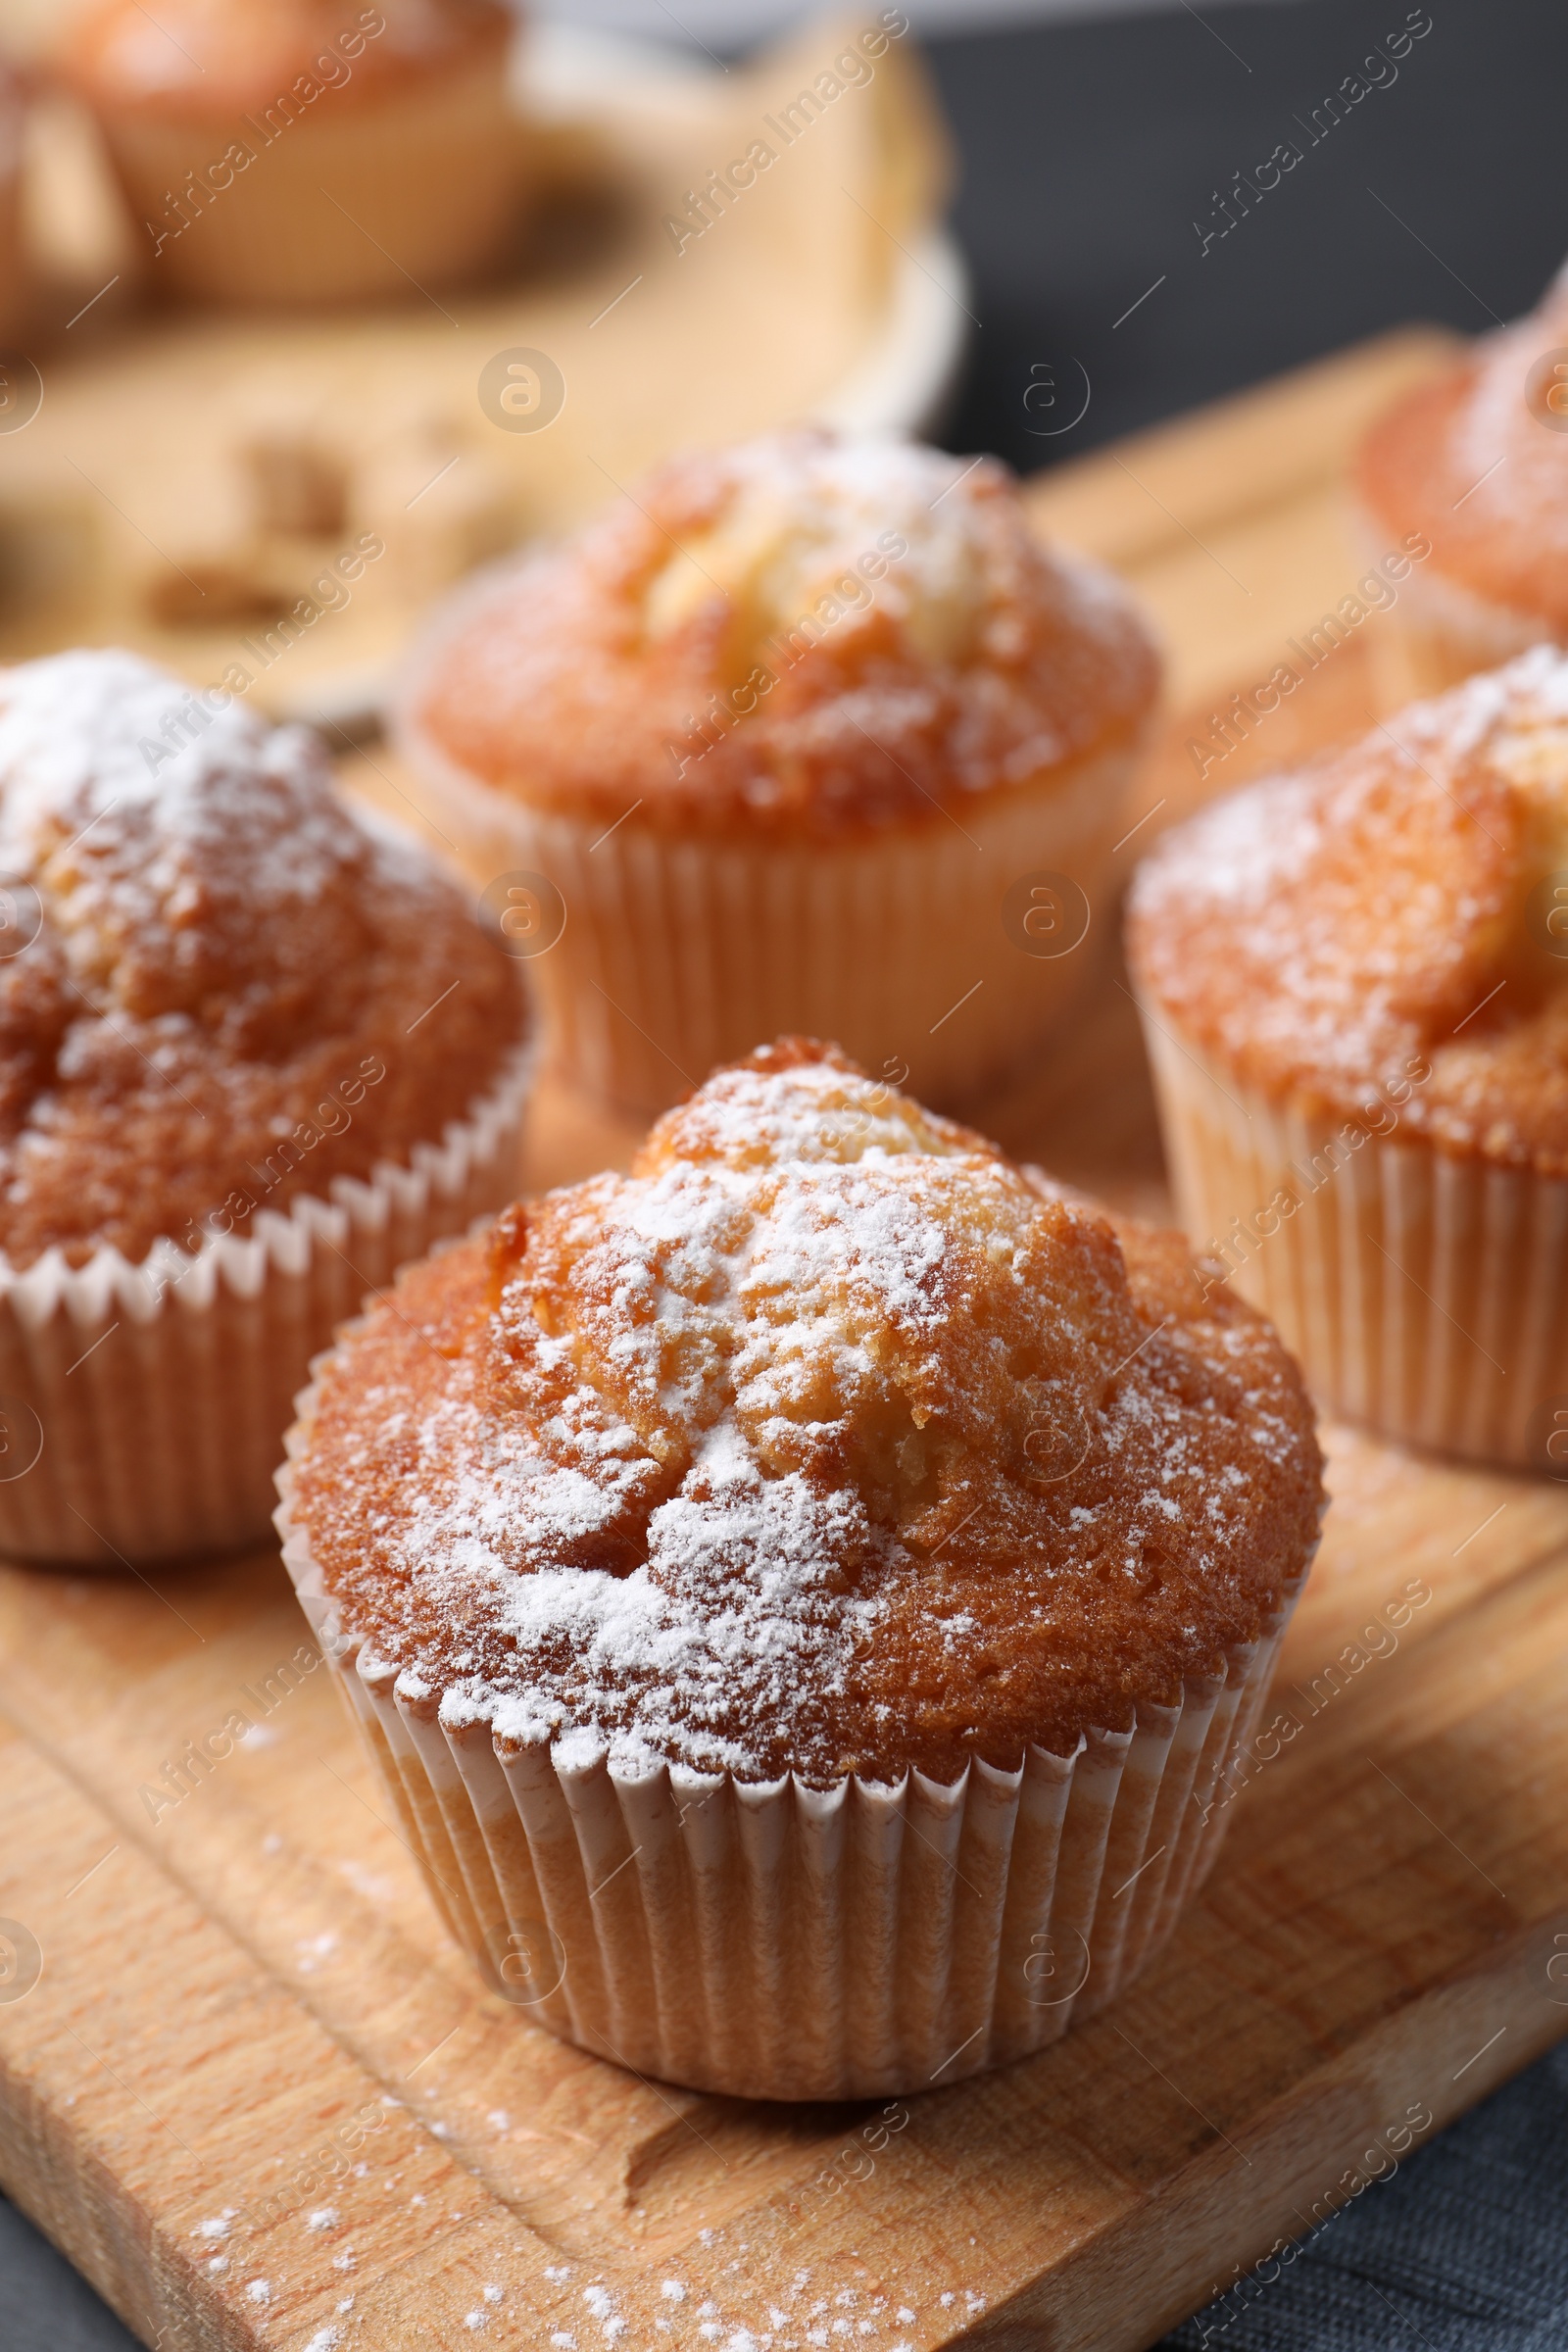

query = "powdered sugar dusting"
[641, 433, 1141, 682]
[0, 645, 523, 1270]
[463, 1431, 889, 1769]
[0, 649, 365, 912]
[644, 439, 1001, 663]
[1130, 647, 1568, 1162]
[413, 430, 1159, 836]
[299, 1046, 1322, 1780]
[1455, 294, 1568, 560]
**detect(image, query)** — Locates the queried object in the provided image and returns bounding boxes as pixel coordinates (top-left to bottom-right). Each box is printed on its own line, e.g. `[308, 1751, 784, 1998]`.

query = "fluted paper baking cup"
[1351, 497, 1557, 707]
[0, 1040, 534, 1568]
[97, 66, 523, 307]
[275, 1456, 1303, 2099]
[1140, 1009, 1568, 1468]
[395, 692, 1142, 1116]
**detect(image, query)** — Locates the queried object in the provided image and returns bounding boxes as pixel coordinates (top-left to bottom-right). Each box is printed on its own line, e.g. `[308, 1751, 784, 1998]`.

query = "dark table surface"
[6, 1, 1568, 2345]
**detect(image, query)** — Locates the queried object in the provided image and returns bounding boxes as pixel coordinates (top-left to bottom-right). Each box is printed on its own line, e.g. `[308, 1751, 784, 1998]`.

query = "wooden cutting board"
[6, 324, 1568, 2352]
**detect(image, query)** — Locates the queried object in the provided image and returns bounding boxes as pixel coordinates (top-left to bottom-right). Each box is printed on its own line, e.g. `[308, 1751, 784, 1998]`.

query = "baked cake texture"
[289, 1039, 1321, 1784]
[1130, 646, 1568, 1174]
[0, 649, 524, 1269]
[397, 432, 1162, 1111]
[1356, 269, 1568, 684]
[1129, 649, 1568, 1466]
[412, 431, 1159, 841]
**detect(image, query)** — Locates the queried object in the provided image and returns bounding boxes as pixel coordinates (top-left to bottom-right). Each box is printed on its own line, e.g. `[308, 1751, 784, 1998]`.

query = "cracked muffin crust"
[1130, 647, 1568, 1173]
[396, 432, 1162, 1113]
[410, 431, 1159, 842]
[0, 648, 525, 1269]
[288, 1040, 1323, 1784]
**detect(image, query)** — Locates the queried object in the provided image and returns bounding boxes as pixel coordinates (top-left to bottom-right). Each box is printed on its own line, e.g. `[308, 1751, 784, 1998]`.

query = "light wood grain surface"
[0, 15, 951, 725]
[5, 325, 1567, 2352]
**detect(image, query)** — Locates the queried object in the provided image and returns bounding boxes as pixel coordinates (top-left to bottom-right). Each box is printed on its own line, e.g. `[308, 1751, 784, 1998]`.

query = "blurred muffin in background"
[58, 0, 524, 306]
[396, 431, 1161, 1114]
[1356, 265, 1568, 698]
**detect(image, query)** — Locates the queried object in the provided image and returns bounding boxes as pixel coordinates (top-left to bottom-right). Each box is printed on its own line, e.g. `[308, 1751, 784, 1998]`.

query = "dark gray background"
[934, 0, 1568, 470]
[5, 1, 1568, 2344]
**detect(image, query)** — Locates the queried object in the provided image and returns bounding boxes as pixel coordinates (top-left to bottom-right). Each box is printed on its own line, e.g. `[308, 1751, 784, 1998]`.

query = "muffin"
[395, 431, 1161, 1115]
[0, 648, 532, 1565]
[1355, 266, 1568, 698]
[276, 1039, 1322, 2099]
[58, 0, 523, 307]
[1128, 644, 1568, 1470]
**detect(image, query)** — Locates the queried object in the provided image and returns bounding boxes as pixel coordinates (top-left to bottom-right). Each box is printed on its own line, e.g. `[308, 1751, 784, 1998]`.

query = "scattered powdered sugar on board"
[541, 2260, 991, 2352]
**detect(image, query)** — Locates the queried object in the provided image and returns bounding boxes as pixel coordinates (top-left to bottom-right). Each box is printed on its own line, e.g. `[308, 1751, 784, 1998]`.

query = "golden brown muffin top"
[409, 433, 1160, 841]
[60, 0, 511, 121]
[288, 1041, 1321, 1784]
[1357, 274, 1568, 632]
[1127, 648, 1568, 1169]
[0, 650, 525, 1270]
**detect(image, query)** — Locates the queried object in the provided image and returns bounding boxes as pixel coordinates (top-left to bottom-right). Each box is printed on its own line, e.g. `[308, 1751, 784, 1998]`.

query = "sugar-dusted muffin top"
[408, 432, 1160, 840]
[0, 651, 525, 1270]
[1356, 271, 1568, 632]
[1128, 648, 1568, 1170]
[61, 0, 511, 120]
[287, 1040, 1321, 1784]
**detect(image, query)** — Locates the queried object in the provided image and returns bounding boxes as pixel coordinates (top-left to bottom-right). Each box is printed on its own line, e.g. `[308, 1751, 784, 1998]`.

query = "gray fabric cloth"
[4, 2046, 1566, 2349]
[1158, 2042, 1568, 2350]
[0, 2196, 139, 2350]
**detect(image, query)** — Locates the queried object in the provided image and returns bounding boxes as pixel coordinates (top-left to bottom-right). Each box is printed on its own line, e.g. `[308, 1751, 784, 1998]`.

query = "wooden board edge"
[1024, 324, 1463, 568]
[964, 1911, 1568, 2352]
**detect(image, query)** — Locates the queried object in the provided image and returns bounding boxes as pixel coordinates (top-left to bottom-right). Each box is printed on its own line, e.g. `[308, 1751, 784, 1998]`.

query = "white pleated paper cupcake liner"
[276, 1453, 1304, 2100]
[393, 680, 1143, 1116]
[1140, 1010, 1568, 1468]
[96, 62, 522, 307]
[1351, 497, 1558, 706]
[0, 1038, 535, 1568]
